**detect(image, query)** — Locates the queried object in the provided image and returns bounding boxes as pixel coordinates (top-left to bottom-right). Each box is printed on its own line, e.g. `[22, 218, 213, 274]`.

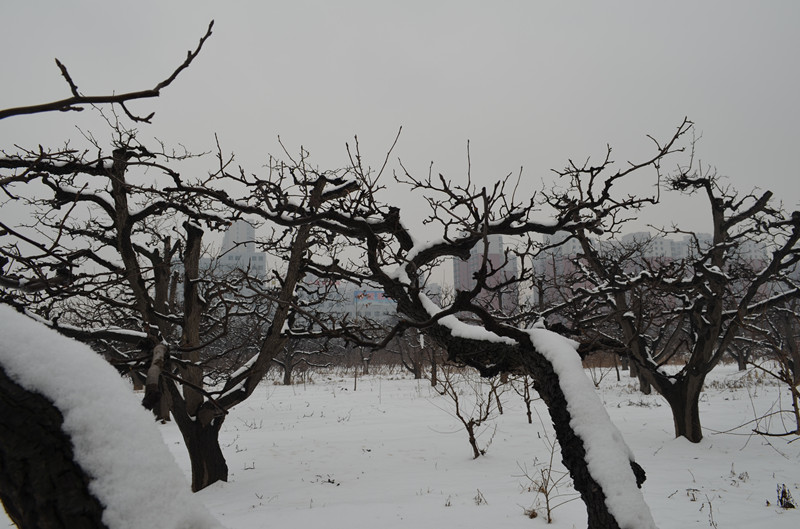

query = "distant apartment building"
[202, 220, 267, 278]
[537, 231, 720, 266]
[310, 279, 442, 324]
[534, 232, 583, 277]
[530, 230, 770, 308]
[452, 234, 519, 314]
[619, 232, 716, 260]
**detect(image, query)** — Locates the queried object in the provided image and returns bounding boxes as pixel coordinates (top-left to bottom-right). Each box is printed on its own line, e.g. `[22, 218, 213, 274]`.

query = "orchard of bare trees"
[2, 24, 799, 529]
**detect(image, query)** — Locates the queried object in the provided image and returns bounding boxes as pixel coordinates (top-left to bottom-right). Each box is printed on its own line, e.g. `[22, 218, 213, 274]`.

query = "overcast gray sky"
[2, 0, 799, 235]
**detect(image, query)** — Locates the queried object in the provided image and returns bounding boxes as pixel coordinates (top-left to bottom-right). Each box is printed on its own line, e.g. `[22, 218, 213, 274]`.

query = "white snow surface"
[1, 356, 799, 529]
[0, 305, 223, 529]
[526, 328, 657, 529]
[380, 263, 411, 285]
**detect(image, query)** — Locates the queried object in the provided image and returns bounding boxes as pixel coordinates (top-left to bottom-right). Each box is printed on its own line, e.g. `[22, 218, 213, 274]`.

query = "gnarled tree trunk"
[181, 418, 228, 493]
[166, 381, 228, 492]
[662, 374, 705, 443]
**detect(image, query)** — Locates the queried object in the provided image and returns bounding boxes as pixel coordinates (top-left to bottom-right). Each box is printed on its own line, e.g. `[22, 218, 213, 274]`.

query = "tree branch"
[0, 21, 213, 122]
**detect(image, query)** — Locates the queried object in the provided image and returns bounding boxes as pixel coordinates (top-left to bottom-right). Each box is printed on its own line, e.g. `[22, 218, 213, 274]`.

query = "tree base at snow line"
[183, 418, 229, 492]
[0, 367, 108, 529]
[663, 376, 705, 443]
[166, 381, 229, 492]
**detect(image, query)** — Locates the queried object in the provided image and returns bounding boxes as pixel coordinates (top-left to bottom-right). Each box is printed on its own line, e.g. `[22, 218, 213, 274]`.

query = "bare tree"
[280, 125, 694, 528]
[1, 127, 370, 491]
[433, 363, 506, 459]
[554, 152, 800, 442]
[745, 300, 800, 437]
[272, 337, 338, 386]
[0, 24, 214, 528]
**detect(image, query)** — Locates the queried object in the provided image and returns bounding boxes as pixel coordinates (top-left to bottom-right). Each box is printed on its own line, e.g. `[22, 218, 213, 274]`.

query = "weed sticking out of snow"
[777, 484, 796, 509]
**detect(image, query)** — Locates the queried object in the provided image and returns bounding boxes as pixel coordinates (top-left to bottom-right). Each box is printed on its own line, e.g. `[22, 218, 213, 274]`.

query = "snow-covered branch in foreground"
[417, 289, 657, 528]
[0, 305, 223, 529]
[527, 326, 657, 529]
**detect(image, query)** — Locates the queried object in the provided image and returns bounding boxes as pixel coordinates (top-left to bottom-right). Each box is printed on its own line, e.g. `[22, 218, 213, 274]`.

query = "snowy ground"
[3, 364, 799, 528]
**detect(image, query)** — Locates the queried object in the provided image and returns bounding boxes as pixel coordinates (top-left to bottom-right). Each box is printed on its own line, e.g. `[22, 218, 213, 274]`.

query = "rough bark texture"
[166, 380, 228, 492]
[181, 417, 228, 493]
[662, 376, 705, 443]
[0, 366, 108, 529]
[507, 346, 625, 528]
[180, 221, 205, 416]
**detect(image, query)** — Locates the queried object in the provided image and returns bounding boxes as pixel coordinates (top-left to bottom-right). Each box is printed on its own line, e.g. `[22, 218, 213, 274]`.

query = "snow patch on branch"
[418, 293, 516, 345]
[23, 309, 149, 339]
[488, 212, 559, 229]
[405, 237, 444, 262]
[526, 328, 657, 529]
[0, 306, 223, 529]
[381, 263, 411, 285]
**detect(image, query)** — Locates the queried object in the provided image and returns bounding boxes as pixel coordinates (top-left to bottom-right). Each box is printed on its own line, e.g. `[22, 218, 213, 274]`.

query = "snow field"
[161, 366, 799, 528]
[1, 296, 798, 529]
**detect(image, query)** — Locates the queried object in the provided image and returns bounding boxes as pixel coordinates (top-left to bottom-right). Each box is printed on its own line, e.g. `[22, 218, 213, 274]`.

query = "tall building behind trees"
[201, 220, 267, 278]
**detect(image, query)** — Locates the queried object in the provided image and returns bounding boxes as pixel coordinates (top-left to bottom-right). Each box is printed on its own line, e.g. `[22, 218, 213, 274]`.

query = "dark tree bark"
[441, 330, 629, 529]
[181, 418, 228, 494]
[282, 363, 293, 386]
[736, 351, 748, 372]
[629, 361, 652, 395]
[180, 221, 205, 416]
[429, 354, 438, 387]
[0, 367, 108, 529]
[662, 377, 704, 443]
[466, 420, 481, 460]
[167, 380, 228, 492]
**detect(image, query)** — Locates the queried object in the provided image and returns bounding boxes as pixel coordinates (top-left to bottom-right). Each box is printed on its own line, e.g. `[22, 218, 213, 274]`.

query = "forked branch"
[0, 21, 214, 122]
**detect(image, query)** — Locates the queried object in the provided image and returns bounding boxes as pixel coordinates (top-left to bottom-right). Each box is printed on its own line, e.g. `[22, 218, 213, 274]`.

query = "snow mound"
[0, 305, 223, 529]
